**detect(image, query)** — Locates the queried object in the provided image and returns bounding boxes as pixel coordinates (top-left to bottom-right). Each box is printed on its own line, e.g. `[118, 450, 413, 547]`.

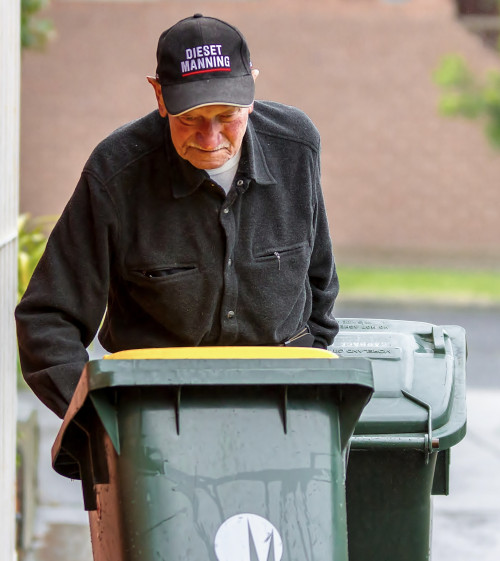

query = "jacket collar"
[240, 118, 276, 186]
[164, 115, 276, 200]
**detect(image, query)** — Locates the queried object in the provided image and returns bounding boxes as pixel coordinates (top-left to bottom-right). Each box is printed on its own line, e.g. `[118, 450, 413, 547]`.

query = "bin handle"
[350, 391, 440, 457]
[401, 390, 439, 463]
[432, 326, 446, 354]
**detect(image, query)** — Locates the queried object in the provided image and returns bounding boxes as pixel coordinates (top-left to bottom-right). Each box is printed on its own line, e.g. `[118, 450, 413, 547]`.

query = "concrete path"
[19, 391, 92, 561]
[432, 389, 500, 561]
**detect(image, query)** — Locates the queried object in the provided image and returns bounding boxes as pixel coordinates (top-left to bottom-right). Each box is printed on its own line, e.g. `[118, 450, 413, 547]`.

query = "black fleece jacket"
[15, 101, 339, 418]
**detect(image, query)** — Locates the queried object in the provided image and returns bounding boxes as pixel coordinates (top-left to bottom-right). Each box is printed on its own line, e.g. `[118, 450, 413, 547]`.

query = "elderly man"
[15, 14, 339, 418]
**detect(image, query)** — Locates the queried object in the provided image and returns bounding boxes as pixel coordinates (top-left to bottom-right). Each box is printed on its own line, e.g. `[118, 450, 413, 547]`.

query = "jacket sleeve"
[15, 172, 118, 418]
[307, 150, 340, 349]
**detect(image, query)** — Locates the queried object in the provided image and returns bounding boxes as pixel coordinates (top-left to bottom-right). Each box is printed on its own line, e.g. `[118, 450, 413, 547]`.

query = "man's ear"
[147, 76, 168, 117]
[251, 68, 259, 82]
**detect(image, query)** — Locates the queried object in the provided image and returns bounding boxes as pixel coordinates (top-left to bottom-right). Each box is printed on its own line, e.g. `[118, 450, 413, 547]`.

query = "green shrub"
[17, 214, 56, 303]
[434, 47, 500, 149]
[21, 0, 54, 50]
[17, 214, 57, 387]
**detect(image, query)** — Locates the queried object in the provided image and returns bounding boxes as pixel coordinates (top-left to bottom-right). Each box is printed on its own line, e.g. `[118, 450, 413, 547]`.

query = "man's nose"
[196, 120, 223, 149]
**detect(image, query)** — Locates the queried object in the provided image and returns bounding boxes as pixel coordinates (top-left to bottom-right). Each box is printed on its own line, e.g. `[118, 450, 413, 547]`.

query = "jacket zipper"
[274, 251, 281, 271]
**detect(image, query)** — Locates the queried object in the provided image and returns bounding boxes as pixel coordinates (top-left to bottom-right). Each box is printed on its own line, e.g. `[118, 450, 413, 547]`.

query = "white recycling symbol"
[214, 513, 283, 561]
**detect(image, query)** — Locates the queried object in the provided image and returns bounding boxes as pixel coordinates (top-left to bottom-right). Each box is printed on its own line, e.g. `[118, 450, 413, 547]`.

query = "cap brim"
[161, 74, 255, 116]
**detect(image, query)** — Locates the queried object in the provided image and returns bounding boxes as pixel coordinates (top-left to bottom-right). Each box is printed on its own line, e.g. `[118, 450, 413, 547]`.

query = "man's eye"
[179, 116, 197, 125]
[220, 113, 238, 122]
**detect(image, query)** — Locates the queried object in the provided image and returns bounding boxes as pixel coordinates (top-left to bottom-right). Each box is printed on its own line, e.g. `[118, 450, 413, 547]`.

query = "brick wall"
[20, 0, 500, 268]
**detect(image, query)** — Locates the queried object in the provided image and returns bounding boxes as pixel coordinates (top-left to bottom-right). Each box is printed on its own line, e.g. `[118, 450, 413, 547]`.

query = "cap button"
[193, 13, 203, 18]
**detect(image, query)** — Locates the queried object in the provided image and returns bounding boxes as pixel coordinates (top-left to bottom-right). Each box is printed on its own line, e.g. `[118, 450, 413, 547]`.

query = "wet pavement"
[19, 303, 500, 561]
[18, 392, 92, 561]
[432, 389, 500, 561]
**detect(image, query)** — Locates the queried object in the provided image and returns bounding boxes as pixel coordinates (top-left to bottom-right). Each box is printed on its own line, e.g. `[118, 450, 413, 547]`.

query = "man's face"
[167, 104, 252, 169]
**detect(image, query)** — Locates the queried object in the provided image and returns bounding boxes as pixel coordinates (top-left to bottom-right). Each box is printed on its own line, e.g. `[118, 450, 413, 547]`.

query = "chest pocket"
[123, 262, 221, 342]
[135, 265, 197, 279]
[236, 241, 311, 325]
[254, 242, 309, 271]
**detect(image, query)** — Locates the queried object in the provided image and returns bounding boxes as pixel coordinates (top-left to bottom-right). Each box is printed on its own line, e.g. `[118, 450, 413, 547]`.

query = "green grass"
[337, 267, 500, 305]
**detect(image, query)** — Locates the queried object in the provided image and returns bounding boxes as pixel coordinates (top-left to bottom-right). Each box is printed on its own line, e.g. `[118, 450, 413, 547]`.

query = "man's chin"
[185, 149, 231, 170]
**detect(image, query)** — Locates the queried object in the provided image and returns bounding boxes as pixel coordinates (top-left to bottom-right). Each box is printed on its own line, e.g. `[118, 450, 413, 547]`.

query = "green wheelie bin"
[330, 318, 467, 561]
[51, 346, 374, 561]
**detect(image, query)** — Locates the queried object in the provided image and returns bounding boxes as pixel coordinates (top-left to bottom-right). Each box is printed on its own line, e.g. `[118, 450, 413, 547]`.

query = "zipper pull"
[274, 251, 281, 271]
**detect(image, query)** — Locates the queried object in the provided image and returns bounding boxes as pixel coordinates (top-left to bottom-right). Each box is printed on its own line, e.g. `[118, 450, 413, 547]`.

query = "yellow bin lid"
[104, 346, 337, 360]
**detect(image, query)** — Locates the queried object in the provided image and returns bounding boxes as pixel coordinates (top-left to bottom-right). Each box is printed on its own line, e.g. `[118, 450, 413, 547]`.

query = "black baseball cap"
[155, 14, 255, 116]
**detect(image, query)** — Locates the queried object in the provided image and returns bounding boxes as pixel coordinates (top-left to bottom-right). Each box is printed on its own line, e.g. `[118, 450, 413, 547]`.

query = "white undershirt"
[206, 150, 242, 194]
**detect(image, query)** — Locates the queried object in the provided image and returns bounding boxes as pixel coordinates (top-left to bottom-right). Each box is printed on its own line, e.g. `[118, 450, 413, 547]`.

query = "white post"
[0, 0, 21, 558]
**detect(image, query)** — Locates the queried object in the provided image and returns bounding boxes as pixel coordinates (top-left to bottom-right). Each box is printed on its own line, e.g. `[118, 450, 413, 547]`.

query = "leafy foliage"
[17, 214, 56, 303]
[434, 0, 500, 150]
[21, 0, 54, 50]
[17, 214, 57, 385]
[434, 54, 500, 149]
